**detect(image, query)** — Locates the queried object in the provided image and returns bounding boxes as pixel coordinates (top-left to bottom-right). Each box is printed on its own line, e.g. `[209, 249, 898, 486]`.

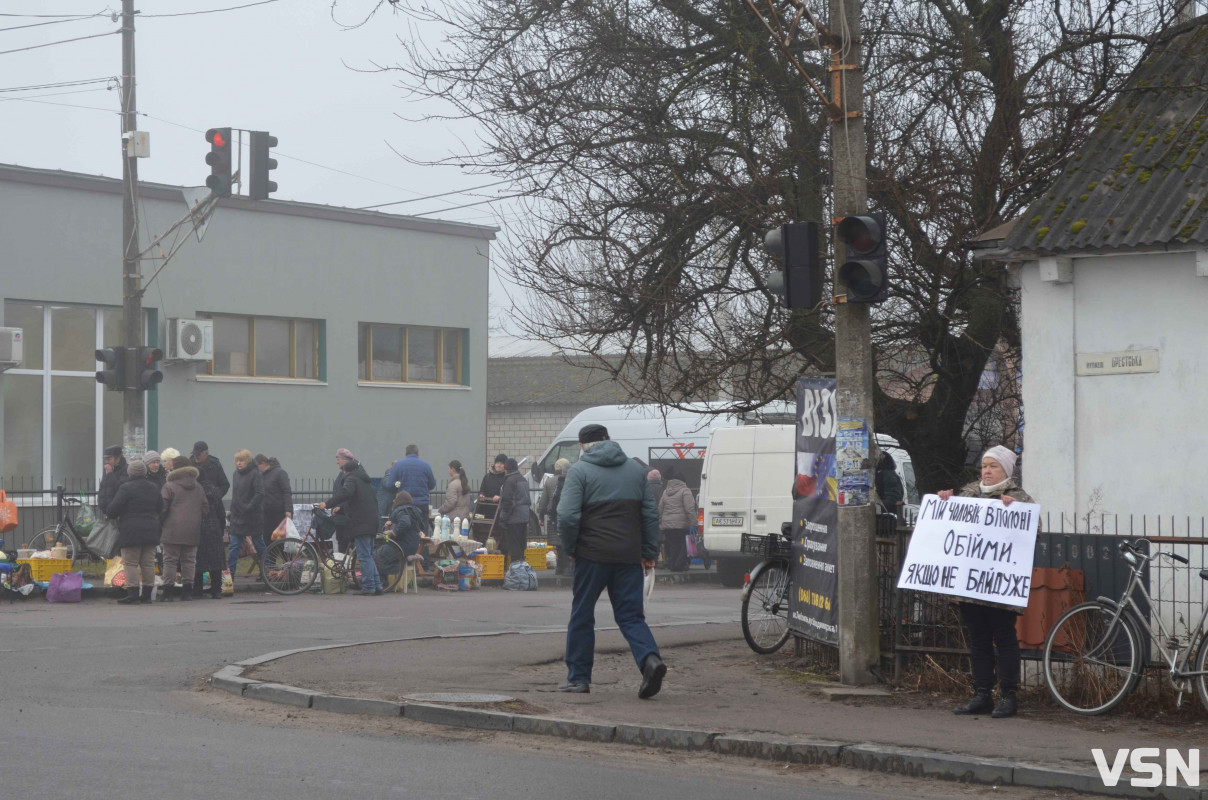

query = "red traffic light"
[836, 215, 882, 255]
[205, 129, 227, 148]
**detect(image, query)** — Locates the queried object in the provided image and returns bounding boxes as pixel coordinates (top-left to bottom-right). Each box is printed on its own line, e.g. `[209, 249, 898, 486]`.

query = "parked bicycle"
[1042, 538, 1208, 715]
[739, 524, 794, 654]
[26, 488, 106, 564]
[260, 505, 406, 595]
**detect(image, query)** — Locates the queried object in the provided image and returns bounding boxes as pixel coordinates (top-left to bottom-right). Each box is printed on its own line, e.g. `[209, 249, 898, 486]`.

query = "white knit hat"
[982, 445, 1017, 478]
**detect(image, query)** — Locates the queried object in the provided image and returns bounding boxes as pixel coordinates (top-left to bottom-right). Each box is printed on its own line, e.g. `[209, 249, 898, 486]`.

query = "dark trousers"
[503, 522, 527, 563]
[417, 503, 430, 533]
[959, 602, 1021, 694]
[565, 558, 660, 685]
[662, 528, 690, 572]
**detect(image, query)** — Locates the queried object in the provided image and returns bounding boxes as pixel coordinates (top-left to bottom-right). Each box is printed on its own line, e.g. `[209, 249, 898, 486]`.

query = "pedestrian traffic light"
[137, 347, 163, 391]
[835, 213, 889, 303]
[249, 130, 278, 200]
[205, 127, 233, 197]
[762, 221, 823, 310]
[95, 347, 127, 391]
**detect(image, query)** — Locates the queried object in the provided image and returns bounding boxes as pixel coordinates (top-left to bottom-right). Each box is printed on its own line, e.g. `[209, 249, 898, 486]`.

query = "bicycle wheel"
[373, 539, 406, 593]
[1193, 632, 1208, 712]
[27, 527, 78, 561]
[1043, 601, 1140, 715]
[742, 560, 792, 654]
[260, 539, 320, 596]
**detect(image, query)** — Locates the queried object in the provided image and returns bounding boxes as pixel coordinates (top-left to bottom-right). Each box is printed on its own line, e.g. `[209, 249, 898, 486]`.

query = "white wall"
[1019, 250, 1208, 521]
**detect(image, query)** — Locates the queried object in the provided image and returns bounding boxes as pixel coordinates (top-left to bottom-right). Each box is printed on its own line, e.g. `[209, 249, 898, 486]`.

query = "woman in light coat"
[657, 464, 697, 572]
[437, 460, 473, 520]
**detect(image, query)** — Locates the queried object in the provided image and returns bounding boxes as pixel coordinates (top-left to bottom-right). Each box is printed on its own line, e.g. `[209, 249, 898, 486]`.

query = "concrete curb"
[210, 631, 1199, 800]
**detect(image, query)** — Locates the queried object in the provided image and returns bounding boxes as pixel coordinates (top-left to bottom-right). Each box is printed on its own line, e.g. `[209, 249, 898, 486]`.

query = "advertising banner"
[789, 378, 839, 643]
[897, 494, 1040, 608]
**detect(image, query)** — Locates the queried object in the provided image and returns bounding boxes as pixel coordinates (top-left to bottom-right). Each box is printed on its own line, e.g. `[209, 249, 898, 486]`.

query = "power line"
[0, 76, 116, 93]
[410, 194, 526, 217]
[0, 87, 116, 106]
[0, 11, 110, 19]
[0, 29, 119, 57]
[141, 0, 282, 17]
[357, 178, 516, 210]
[0, 14, 114, 33]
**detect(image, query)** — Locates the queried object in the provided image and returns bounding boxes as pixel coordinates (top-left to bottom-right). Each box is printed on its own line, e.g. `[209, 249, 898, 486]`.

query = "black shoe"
[161, 584, 174, 602]
[180, 584, 194, 601]
[117, 587, 140, 605]
[639, 654, 667, 699]
[953, 690, 993, 715]
[139, 586, 154, 604]
[992, 694, 1018, 718]
[557, 682, 590, 693]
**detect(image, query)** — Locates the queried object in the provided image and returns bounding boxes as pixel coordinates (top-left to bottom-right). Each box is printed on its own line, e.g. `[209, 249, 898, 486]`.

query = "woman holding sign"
[937, 445, 1033, 719]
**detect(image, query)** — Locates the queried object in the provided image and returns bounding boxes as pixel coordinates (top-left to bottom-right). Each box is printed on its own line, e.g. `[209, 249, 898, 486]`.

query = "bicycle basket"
[740, 533, 793, 558]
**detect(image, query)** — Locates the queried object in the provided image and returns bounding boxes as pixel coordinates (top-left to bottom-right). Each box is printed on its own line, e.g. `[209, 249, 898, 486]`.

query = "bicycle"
[26, 487, 105, 564]
[260, 505, 406, 595]
[1042, 538, 1208, 715]
[739, 524, 795, 654]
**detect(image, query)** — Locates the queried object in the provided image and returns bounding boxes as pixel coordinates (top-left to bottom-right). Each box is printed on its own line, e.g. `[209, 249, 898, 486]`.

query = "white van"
[699, 425, 918, 587]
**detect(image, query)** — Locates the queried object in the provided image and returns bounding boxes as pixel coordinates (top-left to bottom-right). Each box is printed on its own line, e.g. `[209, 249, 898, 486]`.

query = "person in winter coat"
[227, 449, 266, 578]
[105, 459, 164, 604]
[191, 441, 229, 598]
[98, 444, 128, 512]
[477, 453, 509, 515]
[497, 458, 531, 564]
[255, 454, 293, 542]
[385, 445, 437, 529]
[437, 460, 473, 520]
[143, 450, 166, 489]
[159, 456, 209, 601]
[557, 424, 665, 698]
[937, 445, 1035, 719]
[387, 490, 426, 558]
[537, 459, 571, 575]
[319, 455, 382, 596]
[646, 469, 664, 506]
[658, 464, 697, 572]
[875, 451, 905, 515]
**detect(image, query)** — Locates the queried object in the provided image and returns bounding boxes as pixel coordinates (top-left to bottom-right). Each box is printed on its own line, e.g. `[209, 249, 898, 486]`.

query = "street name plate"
[1075, 349, 1159, 376]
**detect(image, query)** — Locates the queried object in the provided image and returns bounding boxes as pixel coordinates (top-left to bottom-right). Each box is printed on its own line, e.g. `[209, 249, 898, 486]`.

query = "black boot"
[139, 586, 153, 604]
[180, 583, 194, 601]
[992, 692, 1018, 718]
[210, 574, 224, 599]
[117, 587, 140, 605]
[953, 689, 993, 715]
[161, 584, 174, 602]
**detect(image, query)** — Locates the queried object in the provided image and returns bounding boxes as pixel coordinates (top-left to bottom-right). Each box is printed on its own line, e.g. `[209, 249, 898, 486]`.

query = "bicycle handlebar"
[1119, 539, 1188, 566]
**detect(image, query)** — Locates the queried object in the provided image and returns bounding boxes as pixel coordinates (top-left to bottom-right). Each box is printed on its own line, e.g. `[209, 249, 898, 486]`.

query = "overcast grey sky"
[2, 0, 523, 330]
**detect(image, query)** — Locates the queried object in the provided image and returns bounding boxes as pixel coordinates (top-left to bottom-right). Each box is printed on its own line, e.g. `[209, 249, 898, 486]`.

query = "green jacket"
[556, 440, 659, 564]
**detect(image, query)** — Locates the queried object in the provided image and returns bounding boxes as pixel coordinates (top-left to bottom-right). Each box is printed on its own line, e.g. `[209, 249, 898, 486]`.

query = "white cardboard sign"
[897, 494, 1040, 607]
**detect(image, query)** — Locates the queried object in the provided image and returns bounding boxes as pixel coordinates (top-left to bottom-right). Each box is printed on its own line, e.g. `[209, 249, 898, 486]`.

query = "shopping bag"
[46, 571, 83, 603]
[85, 517, 121, 559]
[74, 499, 97, 536]
[284, 517, 299, 538]
[0, 491, 18, 534]
[503, 561, 538, 591]
[643, 566, 655, 613]
[271, 518, 289, 541]
[221, 569, 234, 596]
[320, 563, 346, 594]
[104, 557, 126, 588]
[239, 536, 255, 558]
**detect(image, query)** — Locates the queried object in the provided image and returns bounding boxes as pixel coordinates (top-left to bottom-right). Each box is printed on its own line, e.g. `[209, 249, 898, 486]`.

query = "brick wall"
[486, 404, 584, 473]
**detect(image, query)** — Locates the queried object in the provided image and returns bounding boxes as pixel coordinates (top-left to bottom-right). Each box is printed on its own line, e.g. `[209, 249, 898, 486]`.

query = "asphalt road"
[0, 584, 1066, 799]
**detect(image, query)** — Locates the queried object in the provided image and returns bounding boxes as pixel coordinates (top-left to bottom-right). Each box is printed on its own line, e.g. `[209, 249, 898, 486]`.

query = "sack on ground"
[47, 571, 83, 603]
[503, 561, 538, 591]
[74, 499, 97, 536]
[221, 569, 234, 596]
[0, 490, 18, 534]
[86, 517, 121, 560]
[104, 557, 126, 588]
[321, 563, 346, 594]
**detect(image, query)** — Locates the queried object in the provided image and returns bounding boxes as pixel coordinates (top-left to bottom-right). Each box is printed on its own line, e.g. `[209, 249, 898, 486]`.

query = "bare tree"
[354, 0, 1181, 491]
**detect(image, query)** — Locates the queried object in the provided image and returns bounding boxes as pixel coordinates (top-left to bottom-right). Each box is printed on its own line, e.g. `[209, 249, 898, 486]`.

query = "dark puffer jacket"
[259, 459, 293, 520]
[228, 463, 264, 538]
[497, 470, 531, 526]
[105, 476, 164, 548]
[557, 440, 659, 564]
[160, 466, 209, 547]
[194, 455, 231, 529]
[388, 503, 426, 557]
[325, 462, 378, 540]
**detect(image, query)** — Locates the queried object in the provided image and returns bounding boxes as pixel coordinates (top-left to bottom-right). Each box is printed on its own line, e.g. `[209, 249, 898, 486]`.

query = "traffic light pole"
[120, 0, 146, 459]
[829, 0, 880, 684]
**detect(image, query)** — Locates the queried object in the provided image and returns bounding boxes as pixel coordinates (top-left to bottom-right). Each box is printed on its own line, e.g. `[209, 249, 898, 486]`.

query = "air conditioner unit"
[0, 327, 23, 370]
[166, 318, 214, 362]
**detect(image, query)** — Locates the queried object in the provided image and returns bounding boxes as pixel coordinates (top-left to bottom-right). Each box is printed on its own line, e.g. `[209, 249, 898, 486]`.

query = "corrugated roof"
[1004, 17, 1208, 255]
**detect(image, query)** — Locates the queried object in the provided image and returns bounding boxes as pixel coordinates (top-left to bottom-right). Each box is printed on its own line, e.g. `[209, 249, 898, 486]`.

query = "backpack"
[503, 561, 538, 591]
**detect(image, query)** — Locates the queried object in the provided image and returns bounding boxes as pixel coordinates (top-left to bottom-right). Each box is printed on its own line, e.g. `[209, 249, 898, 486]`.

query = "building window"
[358, 324, 465, 385]
[203, 314, 321, 379]
[2, 301, 143, 492]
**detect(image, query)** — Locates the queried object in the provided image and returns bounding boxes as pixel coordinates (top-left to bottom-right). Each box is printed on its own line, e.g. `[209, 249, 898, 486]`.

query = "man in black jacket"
[98, 444, 128, 512]
[319, 454, 382, 596]
[255, 454, 293, 541]
[192, 441, 230, 597]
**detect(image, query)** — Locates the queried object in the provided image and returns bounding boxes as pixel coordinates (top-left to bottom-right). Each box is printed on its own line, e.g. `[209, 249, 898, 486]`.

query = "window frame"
[203, 313, 320, 380]
[359, 323, 466, 386]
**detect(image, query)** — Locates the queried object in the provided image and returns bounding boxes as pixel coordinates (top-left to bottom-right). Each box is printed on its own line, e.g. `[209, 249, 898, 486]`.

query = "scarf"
[979, 478, 1011, 495]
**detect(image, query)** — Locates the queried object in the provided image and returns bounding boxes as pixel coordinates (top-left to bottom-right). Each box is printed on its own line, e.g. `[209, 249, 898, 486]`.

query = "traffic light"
[205, 127, 233, 197]
[835, 213, 889, 303]
[762, 221, 823, 310]
[137, 347, 163, 391]
[95, 347, 127, 391]
[249, 131, 278, 200]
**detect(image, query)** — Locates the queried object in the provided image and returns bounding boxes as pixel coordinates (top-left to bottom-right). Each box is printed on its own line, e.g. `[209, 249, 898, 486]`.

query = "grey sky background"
[3, 0, 524, 332]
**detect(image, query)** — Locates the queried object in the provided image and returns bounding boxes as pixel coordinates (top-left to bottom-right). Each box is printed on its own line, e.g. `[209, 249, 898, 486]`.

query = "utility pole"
[829, 0, 879, 684]
[120, 0, 145, 459]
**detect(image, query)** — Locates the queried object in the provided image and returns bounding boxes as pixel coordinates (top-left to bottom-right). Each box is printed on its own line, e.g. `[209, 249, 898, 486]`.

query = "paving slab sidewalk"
[244, 622, 1207, 775]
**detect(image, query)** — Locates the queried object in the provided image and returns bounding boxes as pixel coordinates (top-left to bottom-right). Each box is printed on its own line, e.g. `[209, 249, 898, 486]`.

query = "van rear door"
[749, 426, 794, 537]
[700, 429, 754, 554]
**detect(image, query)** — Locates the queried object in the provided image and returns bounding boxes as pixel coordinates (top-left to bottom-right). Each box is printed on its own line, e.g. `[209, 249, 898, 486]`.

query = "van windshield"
[534, 440, 581, 480]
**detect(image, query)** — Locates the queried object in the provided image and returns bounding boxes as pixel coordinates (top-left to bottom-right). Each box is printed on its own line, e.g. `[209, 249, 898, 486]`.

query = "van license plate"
[711, 513, 745, 527]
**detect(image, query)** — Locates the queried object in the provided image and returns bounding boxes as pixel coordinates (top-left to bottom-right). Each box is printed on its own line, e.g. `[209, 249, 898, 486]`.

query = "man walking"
[385, 444, 436, 530]
[557, 424, 666, 698]
[255, 454, 293, 541]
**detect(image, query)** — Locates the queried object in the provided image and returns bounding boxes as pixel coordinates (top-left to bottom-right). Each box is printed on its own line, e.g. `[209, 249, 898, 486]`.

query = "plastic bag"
[86, 517, 121, 560]
[0, 490, 17, 534]
[503, 561, 538, 591]
[47, 571, 83, 603]
[221, 569, 234, 596]
[74, 500, 97, 536]
[239, 536, 255, 558]
[271, 517, 300, 541]
[643, 566, 656, 613]
[320, 563, 346, 594]
[104, 557, 126, 588]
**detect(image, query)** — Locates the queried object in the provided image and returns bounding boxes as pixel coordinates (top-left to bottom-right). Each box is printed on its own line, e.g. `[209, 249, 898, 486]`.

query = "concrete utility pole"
[120, 0, 145, 458]
[829, 0, 880, 684]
